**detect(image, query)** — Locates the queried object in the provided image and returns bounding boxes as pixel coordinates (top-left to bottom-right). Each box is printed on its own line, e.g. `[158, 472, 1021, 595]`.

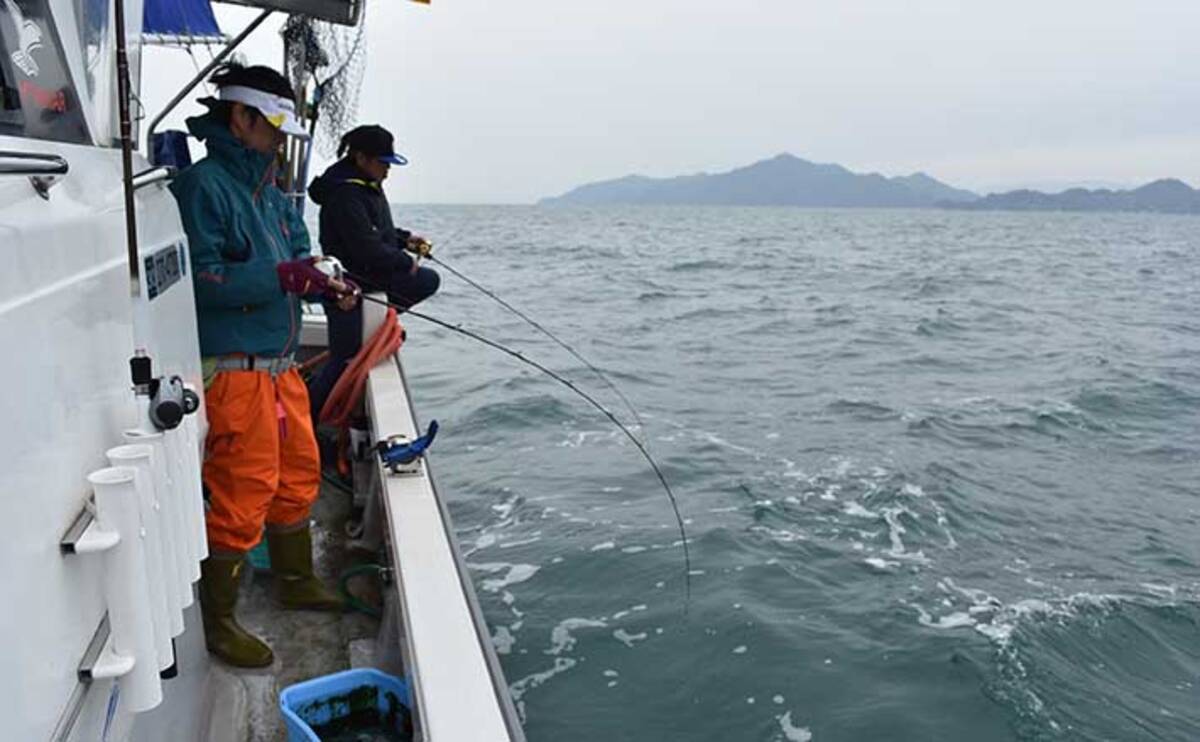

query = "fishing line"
[426, 254, 648, 440]
[352, 290, 692, 609]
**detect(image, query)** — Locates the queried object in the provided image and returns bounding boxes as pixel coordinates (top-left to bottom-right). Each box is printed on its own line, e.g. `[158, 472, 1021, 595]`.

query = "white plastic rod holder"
[179, 416, 208, 562]
[106, 444, 173, 671]
[162, 427, 202, 581]
[88, 632, 137, 680]
[88, 466, 162, 713]
[124, 429, 190, 629]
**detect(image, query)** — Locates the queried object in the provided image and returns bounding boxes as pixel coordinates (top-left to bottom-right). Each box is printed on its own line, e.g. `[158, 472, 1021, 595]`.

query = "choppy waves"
[399, 206, 1200, 741]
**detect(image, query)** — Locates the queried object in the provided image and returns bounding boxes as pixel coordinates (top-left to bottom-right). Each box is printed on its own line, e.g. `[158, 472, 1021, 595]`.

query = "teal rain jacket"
[170, 112, 311, 358]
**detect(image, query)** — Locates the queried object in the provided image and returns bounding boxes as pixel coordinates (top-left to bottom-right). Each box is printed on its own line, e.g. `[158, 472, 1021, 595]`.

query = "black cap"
[339, 125, 408, 165]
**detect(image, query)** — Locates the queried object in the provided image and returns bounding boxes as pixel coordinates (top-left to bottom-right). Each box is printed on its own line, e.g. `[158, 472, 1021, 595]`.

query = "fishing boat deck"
[176, 308, 524, 742]
[200, 472, 383, 742]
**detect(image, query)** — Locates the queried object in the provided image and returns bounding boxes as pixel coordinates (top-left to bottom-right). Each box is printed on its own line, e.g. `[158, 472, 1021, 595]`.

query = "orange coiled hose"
[318, 307, 406, 430]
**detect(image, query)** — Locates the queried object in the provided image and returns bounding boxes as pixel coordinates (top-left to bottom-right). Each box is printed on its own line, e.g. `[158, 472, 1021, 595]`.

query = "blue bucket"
[279, 668, 412, 741]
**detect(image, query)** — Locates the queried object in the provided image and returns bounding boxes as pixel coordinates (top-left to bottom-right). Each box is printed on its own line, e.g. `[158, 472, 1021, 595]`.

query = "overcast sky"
[143, 1, 1200, 203]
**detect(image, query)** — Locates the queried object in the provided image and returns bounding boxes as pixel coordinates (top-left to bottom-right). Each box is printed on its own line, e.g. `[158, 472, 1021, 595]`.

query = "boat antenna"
[426, 253, 647, 440]
[352, 290, 691, 610]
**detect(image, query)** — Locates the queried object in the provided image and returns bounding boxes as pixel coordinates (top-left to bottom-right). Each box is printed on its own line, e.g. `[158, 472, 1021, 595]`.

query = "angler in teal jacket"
[170, 111, 310, 358]
[168, 63, 353, 671]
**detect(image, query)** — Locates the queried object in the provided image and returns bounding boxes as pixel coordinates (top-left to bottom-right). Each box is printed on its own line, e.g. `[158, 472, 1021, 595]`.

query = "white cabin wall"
[0, 134, 204, 740]
[0, 139, 137, 740]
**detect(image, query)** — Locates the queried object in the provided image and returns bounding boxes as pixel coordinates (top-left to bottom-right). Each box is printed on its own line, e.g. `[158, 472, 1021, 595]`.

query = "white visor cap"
[218, 85, 309, 139]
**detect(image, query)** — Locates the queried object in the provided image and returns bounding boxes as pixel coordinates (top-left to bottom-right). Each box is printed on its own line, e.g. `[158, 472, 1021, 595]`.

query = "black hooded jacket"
[308, 159, 412, 282]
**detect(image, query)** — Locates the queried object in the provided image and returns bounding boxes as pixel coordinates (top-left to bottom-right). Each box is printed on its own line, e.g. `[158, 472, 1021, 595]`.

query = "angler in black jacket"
[307, 125, 440, 420]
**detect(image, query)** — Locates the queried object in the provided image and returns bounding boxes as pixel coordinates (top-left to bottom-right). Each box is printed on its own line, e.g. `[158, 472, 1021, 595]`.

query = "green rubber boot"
[267, 524, 345, 612]
[198, 555, 274, 668]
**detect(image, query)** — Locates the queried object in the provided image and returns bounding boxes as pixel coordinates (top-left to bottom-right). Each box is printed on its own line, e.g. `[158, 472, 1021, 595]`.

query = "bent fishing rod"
[423, 253, 648, 440]
[352, 288, 692, 609]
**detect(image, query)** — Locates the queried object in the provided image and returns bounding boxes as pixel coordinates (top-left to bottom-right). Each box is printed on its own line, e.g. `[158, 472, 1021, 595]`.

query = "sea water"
[395, 205, 1199, 741]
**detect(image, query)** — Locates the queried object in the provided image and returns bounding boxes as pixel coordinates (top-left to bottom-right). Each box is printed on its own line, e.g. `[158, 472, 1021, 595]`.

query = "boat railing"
[360, 299, 527, 742]
[132, 166, 176, 190]
[0, 150, 70, 175]
[0, 150, 70, 199]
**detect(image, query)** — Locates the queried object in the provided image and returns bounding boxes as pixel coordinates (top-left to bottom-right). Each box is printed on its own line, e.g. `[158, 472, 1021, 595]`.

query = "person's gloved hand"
[406, 236, 433, 258]
[277, 258, 330, 295]
[277, 258, 360, 307]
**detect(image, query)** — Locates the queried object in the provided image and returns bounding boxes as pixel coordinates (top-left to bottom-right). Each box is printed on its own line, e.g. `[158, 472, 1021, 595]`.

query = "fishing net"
[281, 8, 368, 156]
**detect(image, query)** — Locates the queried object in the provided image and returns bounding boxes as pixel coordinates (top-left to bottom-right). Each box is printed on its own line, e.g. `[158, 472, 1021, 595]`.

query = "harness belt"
[213, 354, 296, 377]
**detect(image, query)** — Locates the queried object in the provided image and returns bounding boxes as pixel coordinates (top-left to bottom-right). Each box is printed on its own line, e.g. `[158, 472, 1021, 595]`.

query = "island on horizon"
[539, 153, 1200, 214]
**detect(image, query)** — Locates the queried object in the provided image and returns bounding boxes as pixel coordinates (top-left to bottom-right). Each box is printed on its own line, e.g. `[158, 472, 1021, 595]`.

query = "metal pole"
[144, 10, 274, 152]
[113, 0, 140, 295]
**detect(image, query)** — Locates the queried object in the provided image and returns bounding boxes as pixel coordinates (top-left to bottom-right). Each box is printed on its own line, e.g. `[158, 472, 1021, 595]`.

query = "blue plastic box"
[279, 668, 412, 741]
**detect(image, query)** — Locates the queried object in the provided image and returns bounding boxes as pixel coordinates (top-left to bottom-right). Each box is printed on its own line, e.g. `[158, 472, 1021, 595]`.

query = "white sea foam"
[925, 611, 976, 629]
[881, 507, 930, 563]
[560, 429, 612, 448]
[492, 626, 516, 654]
[547, 617, 607, 655]
[777, 711, 813, 741]
[590, 541, 616, 551]
[842, 501, 878, 518]
[863, 557, 900, 570]
[698, 430, 756, 455]
[509, 656, 577, 705]
[1141, 582, 1177, 598]
[750, 525, 806, 543]
[908, 582, 1141, 649]
[474, 563, 541, 593]
[613, 629, 648, 647]
[474, 533, 497, 550]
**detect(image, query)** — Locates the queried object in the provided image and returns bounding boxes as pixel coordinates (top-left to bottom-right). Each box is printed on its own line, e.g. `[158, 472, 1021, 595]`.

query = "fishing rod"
[352, 289, 692, 608]
[423, 252, 648, 440]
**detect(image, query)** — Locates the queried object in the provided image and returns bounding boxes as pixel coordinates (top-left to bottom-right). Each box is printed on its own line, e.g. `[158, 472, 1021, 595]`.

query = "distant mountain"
[539, 153, 978, 207]
[946, 179, 1200, 214]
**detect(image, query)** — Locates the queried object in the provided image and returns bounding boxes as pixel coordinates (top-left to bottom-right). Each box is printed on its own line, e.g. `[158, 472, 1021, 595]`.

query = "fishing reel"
[313, 255, 346, 282]
[150, 375, 200, 430]
[404, 237, 433, 259]
[130, 353, 199, 430]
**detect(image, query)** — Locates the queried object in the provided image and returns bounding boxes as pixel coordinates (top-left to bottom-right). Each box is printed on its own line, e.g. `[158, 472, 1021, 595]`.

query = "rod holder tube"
[162, 428, 202, 580]
[125, 429, 190, 627]
[88, 467, 162, 713]
[106, 444, 173, 671]
[180, 415, 208, 562]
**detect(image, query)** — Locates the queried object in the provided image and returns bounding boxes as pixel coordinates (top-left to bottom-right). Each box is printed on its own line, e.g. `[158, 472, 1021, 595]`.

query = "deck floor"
[205, 473, 384, 741]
